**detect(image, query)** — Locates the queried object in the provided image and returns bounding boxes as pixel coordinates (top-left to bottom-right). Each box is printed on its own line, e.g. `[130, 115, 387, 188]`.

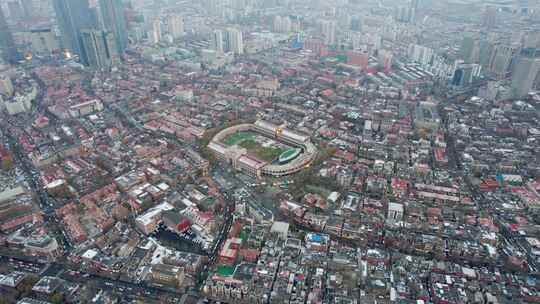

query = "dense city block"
[0, 0, 540, 303]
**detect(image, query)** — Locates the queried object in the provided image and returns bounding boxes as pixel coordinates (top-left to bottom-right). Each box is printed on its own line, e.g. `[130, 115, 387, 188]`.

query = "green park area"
[223, 131, 256, 146]
[239, 139, 285, 162]
[222, 131, 288, 162]
[216, 265, 235, 276]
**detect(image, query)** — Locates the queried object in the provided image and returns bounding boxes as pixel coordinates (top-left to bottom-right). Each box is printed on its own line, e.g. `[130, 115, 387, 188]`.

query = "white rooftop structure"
[270, 221, 290, 240]
[135, 202, 174, 226]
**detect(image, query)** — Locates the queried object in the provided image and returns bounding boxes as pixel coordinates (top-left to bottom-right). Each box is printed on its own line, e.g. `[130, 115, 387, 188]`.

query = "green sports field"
[222, 131, 290, 162]
[239, 140, 285, 162]
[216, 265, 235, 276]
[223, 131, 256, 146]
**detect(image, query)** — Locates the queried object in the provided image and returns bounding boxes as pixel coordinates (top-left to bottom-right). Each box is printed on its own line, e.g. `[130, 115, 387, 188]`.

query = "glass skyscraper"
[52, 0, 97, 63]
[99, 0, 128, 54]
[0, 7, 20, 64]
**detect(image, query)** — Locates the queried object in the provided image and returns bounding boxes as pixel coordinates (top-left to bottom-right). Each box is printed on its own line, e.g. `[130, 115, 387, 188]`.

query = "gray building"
[460, 34, 479, 63]
[52, 0, 97, 64]
[0, 6, 20, 64]
[81, 30, 117, 69]
[489, 44, 518, 79]
[511, 48, 540, 97]
[99, 0, 128, 54]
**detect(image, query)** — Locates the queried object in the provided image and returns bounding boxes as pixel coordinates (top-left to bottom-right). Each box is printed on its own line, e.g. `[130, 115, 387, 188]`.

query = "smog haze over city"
[0, 0, 540, 303]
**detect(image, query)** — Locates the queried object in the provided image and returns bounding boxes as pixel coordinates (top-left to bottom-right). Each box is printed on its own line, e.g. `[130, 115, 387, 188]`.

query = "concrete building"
[211, 29, 224, 54]
[52, 0, 97, 64]
[99, 0, 128, 54]
[5, 85, 37, 115]
[0, 75, 13, 96]
[135, 202, 174, 235]
[488, 44, 518, 79]
[81, 30, 116, 69]
[68, 99, 104, 117]
[0, 6, 20, 64]
[460, 34, 479, 63]
[149, 19, 162, 44]
[226, 28, 243, 55]
[273, 16, 292, 33]
[29, 29, 60, 55]
[321, 20, 337, 46]
[452, 60, 482, 87]
[387, 202, 404, 223]
[149, 264, 185, 287]
[167, 15, 184, 39]
[408, 44, 434, 66]
[394, 5, 416, 23]
[270, 221, 290, 240]
[511, 49, 540, 97]
[346, 50, 369, 69]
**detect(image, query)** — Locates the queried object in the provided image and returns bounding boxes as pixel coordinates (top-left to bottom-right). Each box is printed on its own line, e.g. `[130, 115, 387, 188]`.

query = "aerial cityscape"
[0, 0, 539, 303]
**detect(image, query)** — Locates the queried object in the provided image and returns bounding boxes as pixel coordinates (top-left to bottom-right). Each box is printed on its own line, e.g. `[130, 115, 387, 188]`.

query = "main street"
[0, 255, 185, 302]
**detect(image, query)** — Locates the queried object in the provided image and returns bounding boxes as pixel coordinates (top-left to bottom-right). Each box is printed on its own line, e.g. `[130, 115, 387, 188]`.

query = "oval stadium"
[208, 120, 318, 178]
[278, 148, 302, 164]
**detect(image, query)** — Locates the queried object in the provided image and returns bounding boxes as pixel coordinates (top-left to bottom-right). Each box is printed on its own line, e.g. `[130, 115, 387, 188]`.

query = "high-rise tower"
[99, 0, 128, 54]
[53, 0, 96, 62]
[226, 28, 243, 55]
[0, 6, 20, 64]
[81, 29, 117, 69]
[167, 15, 184, 39]
[211, 30, 224, 54]
[512, 48, 540, 97]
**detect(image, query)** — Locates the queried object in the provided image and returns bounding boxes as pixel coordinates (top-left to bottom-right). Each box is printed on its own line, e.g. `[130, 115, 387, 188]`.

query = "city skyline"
[0, 0, 540, 303]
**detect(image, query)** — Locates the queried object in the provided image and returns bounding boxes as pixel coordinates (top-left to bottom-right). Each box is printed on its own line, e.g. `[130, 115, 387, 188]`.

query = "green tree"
[51, 292, 64, 304]
[16, 275, 39, 298]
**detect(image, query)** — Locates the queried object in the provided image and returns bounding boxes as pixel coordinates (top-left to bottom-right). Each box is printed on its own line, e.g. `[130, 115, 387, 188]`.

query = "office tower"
[53, 0, 96, 62]
[21, 0, 34, 19]
[395, 5, 415, 23]
[523, 30, 540, 49]
[103, 31, 118, 60]
[321, 20, 336, 46]
[226, 28, 243, 55]
[482, 6, 498, 28]
[8, 1, 24, 21]
[131, 26, 145, 43]
[274, 16, 291, 33]
[378, 49, 393, 71]
[410, 0, 420, 10]
[81, 30, 117, 69]
[206, 0, 220, 15]
[29, 29, 60, 54]
[478, 40, 495, 69]
[99, 0, 128, 54]
[273, 16, 281, 33]
[460, 34, 480, 63]
[350, 16, 361, 32]
[149, 19, 161, 44]
[211, 30, 223, 54]
[511, 48, 540, 97]
[452, 61, 482, 87]
[0, 6, 20, 64]
[0, 75, 14, 96]
[488, 44, 517, 79]
[167, 15, 184, 39]
[408, 44, 434, 66]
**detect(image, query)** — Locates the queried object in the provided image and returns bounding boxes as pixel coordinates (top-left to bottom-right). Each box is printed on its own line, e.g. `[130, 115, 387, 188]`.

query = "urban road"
[0, 69, 240, 302]
[0, 121, 234, 299]
[0, 255, 188, 302]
